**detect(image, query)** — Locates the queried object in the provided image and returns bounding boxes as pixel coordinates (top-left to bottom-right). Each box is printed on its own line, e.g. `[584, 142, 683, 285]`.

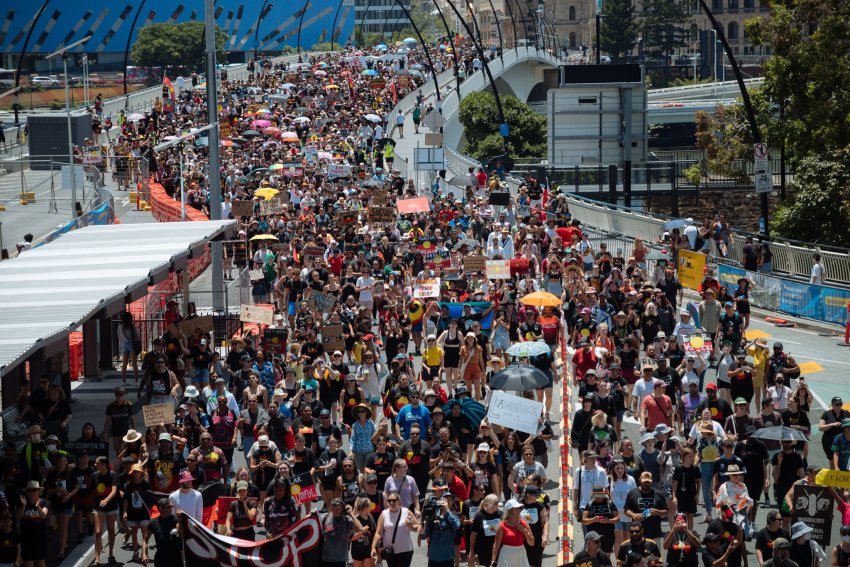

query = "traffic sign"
[753, 143, 771, 194]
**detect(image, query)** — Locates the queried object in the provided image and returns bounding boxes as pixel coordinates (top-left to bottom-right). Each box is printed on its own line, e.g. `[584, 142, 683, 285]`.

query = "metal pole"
[623, 86, 632, 208]
[13, 0, 51, 126]
[596, 12, 601, 64]
[501, 0, 518, 51]
[779, 99, 786, 201]
[205, 0, 224, 312]
[393, 0, 442, 102]
[697, 0, 766, 235]
[179, 146, 186, 221]
[63, 53, 78, 219]
[431, 5, 462, 93]
[123, 0, 146, 95]
[296, 0, 310, 55]
[330, 0, 345, 51]
[483, 0, 503, 59]
[253, 0, 271, 61]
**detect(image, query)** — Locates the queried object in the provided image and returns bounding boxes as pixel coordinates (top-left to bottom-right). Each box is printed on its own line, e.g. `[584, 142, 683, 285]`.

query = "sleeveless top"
[500, 520, 527, 547]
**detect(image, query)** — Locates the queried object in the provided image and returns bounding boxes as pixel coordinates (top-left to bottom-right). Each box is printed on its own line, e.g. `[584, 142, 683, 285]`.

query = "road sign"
[414, 147, 445, 171]
[753, 143, 771, 194]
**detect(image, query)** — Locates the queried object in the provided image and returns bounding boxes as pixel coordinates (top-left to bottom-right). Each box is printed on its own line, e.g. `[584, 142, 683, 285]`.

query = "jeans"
[700, 461, 715, 515]
[242, 436, 254, 462]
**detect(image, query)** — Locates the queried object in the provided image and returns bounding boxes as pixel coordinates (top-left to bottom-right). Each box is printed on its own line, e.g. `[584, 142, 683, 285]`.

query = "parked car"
[30, 76, 60, 88]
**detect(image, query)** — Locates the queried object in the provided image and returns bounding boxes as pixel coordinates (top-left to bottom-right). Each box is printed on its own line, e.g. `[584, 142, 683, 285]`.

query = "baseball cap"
[585, 531, 602, 541]
[706, 383, 718, 391]
[833, 396, 844, 405]
[734, 397, 748, 405]
[236, 481, 249, 491]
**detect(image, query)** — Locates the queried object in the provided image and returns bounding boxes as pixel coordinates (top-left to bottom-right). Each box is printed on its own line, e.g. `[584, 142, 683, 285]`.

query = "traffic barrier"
[560, 323, 574, 563]
[68, 331, 83, 381]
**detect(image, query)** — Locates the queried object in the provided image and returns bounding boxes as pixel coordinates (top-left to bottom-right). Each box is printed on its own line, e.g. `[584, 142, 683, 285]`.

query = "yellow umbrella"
[250, 234, 279, 242]
[519, 291, 562, 308]
[254, 187, 280, 199]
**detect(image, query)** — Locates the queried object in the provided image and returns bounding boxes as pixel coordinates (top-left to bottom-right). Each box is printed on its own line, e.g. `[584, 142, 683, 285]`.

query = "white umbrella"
[365, 113, 382, 123]
[402, 37, 417, 43]
[293, 117, 310, 124]
[127, 113, 145, 122]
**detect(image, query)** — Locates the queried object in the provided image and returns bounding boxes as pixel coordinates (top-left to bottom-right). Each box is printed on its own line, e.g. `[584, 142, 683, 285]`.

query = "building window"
[744, 0, 754, 9]
[690, 23, 699, 44]
[712, 0, 722, 11]
[568, 5, 576, 20]
[728, 0, 738, 9]
[569, 32, 577, 48]
[728, 21, 738, 39]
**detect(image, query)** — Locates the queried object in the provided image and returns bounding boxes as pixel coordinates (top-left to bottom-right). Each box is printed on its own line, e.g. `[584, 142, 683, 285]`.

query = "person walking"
[371, 490, 420, 567]
[395, 110, 405, 138]
[491, 499, 534, 567]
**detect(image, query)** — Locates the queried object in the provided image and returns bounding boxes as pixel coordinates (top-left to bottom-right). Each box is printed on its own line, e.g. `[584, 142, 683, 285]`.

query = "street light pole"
[46, 34, 91, 220]
[596, 12, 601, 64]
[205, 0, 224, 312]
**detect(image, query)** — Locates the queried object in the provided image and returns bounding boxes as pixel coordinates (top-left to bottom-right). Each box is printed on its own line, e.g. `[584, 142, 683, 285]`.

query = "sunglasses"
[387, 498, 400, 503]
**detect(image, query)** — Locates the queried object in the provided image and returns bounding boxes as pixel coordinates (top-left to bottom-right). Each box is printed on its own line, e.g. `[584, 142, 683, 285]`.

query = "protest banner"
[262, 327, 289, 356]
[413, 278, 441, 299]
[678, 250, 707, 290]
[327, 163, 352, 178]
[289, 472, 319, 505]
[303, 146, 318, 162]
[336, 210, 358, 225]
[143, 403, 176, 426]
[374, 280, 385, 296]
[487, 390, 544, 435]
[486, 260, 511, 280]
[181, 512, 322, 566]
[423, 250, 451, 267]
[240, 304, 275, 326]
[397, 197, 430, 214]
[64, 441, 109, 458]
[369, 207, 396, 224]
[792, 484, 833, 547]
[249, 269, 265, 281]
[321, 324, 345, 352]
[258, 199, 286, 216]
[231, 200, 254, 218]
[178, 315, 215, 336]
[370, 190, 389, 205]
[815, 468, 850, 489]
[464, 255, 488, 272]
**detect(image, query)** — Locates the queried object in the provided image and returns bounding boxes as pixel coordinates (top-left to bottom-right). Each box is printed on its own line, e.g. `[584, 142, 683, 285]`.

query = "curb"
[65, 532, 103, 567]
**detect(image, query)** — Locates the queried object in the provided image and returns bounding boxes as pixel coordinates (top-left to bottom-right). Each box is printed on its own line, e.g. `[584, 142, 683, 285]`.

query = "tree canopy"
[131, 22, 228, 73]
[641, 0, 690, 59]
[458, 90, 547, 161]
[600, 0, 640, 58]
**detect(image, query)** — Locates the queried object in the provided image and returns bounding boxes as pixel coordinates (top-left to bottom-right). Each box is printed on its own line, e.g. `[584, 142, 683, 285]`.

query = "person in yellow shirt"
[420, 334, 444, 388]
[746, 337, 770, 409]
[351, 335, 367, 365]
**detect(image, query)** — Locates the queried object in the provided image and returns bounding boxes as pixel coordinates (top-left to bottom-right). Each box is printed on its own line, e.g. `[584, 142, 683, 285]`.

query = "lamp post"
[46, 34, 91, 220]
[253, 0, 272, 61]
[696, 0, 767, 235]
[13, 0, 51, 126]
[296, 0, 310, 55]
[595, 11, 602, 64]
[123, 0, 146, 96]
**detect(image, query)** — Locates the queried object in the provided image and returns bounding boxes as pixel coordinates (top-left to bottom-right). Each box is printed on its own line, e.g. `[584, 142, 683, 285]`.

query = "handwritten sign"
[231, 200, 254, 218]
[258, 199, 286, 216]
[320, 324, 345, 352]
[464, 255, 487, 273]
[370, 189, 389, 205]
[486, 390, 544, 435]
[143, 403, 176, 427]
[815, 468, 850, 489]
[309, 290, 337, 313]
[423, 250, 451, 267]
[178, 315, 214, 336]
[486, 260, 511, 280]
[301, 244, 326, 260]
[241, 304, 275, 326]
[683, 332, 714, 354]
[413, 278, 441, 299]
[82, 145, 103, 165]
[303, 146, 318, 162]
[396, 197, 430, 214]
[369, 207, 396, 224]
[249, 269, 265, 281]
[326, 164, 352, 179]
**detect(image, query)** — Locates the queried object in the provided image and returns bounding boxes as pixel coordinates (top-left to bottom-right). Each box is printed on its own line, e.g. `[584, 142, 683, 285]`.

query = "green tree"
[458, 90, 547, 161]
[131, 22, 228, 73]
[641, 0, 690, 59]
[600, 0, 640, 58]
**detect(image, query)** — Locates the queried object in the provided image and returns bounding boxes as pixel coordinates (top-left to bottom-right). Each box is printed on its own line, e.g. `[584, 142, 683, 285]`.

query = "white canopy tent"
[0, 220, 236, 378]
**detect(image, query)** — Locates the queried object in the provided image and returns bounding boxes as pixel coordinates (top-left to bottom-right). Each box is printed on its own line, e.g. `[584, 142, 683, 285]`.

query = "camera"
[421, 495, 439, 523]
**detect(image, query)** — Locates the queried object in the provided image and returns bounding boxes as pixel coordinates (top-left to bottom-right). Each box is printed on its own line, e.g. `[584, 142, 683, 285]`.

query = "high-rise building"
[354, 0, 414, 36]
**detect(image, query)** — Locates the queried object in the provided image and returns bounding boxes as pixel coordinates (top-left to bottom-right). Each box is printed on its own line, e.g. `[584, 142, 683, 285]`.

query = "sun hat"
[790, 522, 813, 540]
[477, 443, 490, 453]
[158, 432, 173, 442]
[122, 429, 142, 444]
[178, 471, 194, 484]
[503, 498, 523, 511]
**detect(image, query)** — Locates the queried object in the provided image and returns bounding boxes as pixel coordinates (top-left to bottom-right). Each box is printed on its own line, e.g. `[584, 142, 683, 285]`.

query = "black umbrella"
[489, 365, 550, 391]
[486, 154, 515, 174]
[242, 130, 260, 138]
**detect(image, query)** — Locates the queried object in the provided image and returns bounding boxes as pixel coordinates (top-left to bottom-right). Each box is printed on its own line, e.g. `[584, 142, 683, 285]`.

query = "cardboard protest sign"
[413, 278, 441, 299]
[464, 255, 487, 272]
[683, 332, 714, 354]
[240, 304, 275, 326]
[309, 290, 337, 313]
[320, 324, 345, 352]
[178, 315, 215, 336]
[143, 403, 176, 426]
[369, 207, 396, 224]
[301, 244, 326, 260]
[231, 200, 254, 218]
[303, 146, 318, 162]
[485, 260, 511, 280]
[249, 269, 265, 281]
[792, 484, 833, 547]
[82, 146, 103, 165]
[258, 199, 286, 216]
[397, 197, 430, 214]
[422, 250, 451, 267]
[487, 390, 544, 435]
[678, 250, 707, 290]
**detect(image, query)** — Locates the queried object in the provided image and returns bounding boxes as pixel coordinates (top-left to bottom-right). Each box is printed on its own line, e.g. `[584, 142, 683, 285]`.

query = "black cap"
[583, 394, 595, 401]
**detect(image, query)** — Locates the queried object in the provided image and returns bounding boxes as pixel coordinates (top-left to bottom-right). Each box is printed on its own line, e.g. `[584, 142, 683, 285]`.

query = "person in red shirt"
[439, 461, 469, 502]
[538, 307, 561, 349]
[555, 220, 583, 248]
[641, 379, 673, 433]
[326, 248, 344, 276]
[572, 339, 598, 384]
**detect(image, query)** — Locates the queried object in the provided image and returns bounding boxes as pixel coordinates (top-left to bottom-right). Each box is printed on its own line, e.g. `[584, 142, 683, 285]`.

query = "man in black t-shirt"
[624, 472, 668, 541]
[707, 507, 745, 567]
[617, 522, 662, 565]
[755, 512, 790, 564]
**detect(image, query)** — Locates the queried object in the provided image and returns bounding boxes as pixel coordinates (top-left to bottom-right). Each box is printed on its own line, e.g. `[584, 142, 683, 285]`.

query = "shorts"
[128, 519, 150, 528]
[367, 396, 381, 405]
[54, 508, 74, 516]
[615, 520, 631, 531]
[412, 321, 423, 333]
[120, 343, 134, 356]
[422, 366, 440, 380]
[288, 302, 296, 316]
[717, 379, 731, 390]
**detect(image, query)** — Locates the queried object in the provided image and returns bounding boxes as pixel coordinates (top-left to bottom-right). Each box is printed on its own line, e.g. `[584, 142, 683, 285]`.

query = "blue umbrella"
[506, 341, 551, 358]
[442, 398, 486, 429]
[375, 44, 388, 50]
[402, 37, 417, 44]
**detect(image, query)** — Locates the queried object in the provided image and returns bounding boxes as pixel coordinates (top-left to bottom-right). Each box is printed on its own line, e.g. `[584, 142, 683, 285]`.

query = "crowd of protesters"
[4, 35, 850, 567]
